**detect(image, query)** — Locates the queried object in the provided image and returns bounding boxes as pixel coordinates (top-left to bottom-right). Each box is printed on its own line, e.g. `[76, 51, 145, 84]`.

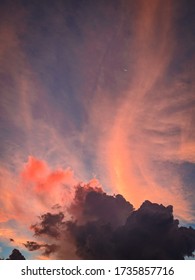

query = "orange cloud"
[90, 0, 195, 223]
[21, 156, 48, 183]
[0, 156, 102, 256]
[0, 158, 77, 259]
[21, 156, 75, 193]
[0, 157, 77, 226]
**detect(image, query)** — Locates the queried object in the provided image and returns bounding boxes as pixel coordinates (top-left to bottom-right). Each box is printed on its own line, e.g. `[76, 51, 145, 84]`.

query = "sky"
[0, 0, 195, 259]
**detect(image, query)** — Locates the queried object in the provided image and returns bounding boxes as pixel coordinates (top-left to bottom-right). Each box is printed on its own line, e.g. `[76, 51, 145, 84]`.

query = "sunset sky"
[0, 0, 195, 259]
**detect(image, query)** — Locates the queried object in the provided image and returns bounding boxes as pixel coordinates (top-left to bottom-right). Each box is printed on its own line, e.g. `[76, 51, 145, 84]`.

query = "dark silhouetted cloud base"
[25, 186, 195, 260]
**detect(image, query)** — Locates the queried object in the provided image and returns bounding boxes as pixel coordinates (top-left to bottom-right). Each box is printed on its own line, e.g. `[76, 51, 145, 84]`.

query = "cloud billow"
[27, 186, 195, 260]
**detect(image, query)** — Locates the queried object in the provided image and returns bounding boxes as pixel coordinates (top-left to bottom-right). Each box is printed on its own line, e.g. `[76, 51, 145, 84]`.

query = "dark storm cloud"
[27, 186, 195, 260]
[67, 200, 195, 260]
[68, 185, 134, 226]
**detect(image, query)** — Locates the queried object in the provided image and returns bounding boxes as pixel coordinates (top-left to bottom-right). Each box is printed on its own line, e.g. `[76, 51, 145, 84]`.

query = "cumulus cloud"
[0, 156, 77, 225]
[66, 199, 195, 260]
[26, 186, 195, 260]
[68, 184, 133, 226]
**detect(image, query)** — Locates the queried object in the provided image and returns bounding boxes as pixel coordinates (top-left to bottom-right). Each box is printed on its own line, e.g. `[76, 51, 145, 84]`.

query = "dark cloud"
[66, 221, 115, 260]
[68, 184, 103, 223]
[68, 185, 134, 226]
[24, 241, 58, 257]
[66, 200, 195, 260]
[24, 241, 41, 251]
[51, 204, 62, 210]
[43, 244, 58, 257]
[31, 212, 65, 238]
[113, 201, 184, 260]
[27, 186, 195, 260]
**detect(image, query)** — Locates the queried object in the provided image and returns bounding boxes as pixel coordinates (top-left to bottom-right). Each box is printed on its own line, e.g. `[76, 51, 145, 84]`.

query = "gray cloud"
[27, 186, 195, 260]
